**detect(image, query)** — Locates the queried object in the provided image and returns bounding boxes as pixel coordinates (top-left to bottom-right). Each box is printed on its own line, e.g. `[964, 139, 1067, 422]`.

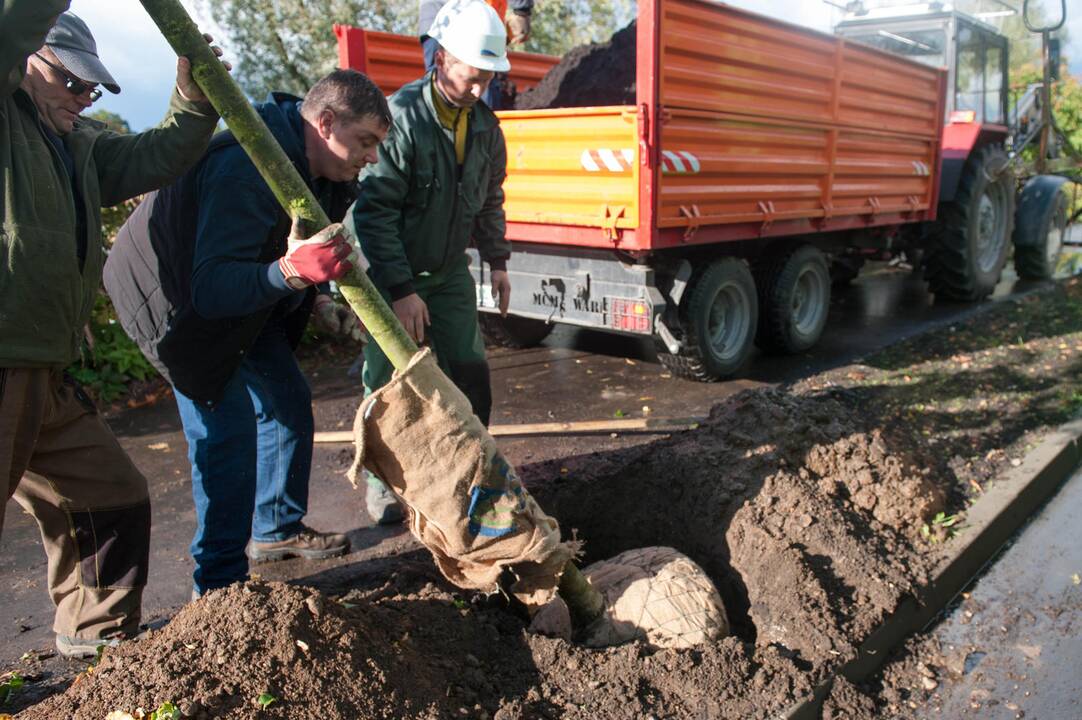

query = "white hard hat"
[427, 0, 511, 73]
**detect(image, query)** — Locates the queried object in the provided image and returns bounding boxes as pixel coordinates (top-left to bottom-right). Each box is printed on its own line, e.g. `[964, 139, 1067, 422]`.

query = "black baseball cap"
[44, 12, 120, 94]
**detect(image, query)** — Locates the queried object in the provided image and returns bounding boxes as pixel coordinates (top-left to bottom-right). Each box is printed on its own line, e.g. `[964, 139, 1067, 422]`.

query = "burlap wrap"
[349, 349, 574, 610]
[530, 546, 729, 649]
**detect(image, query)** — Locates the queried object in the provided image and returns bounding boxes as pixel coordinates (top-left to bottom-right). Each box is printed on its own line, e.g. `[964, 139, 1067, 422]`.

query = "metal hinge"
[601, 204, 626, 244]
[680, 204, 703, 243]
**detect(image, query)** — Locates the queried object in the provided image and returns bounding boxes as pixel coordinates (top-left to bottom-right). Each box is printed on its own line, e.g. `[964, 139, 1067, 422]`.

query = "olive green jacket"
[1, 0, 219, 368]
[347, 74, 510, 300]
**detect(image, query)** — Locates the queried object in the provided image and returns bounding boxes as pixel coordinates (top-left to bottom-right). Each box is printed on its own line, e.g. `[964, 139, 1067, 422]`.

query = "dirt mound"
[28, 576, 808, 719]
[26, 387, 946, 718]
[513, 22, 637, 110]
[524, 388, 945, 669]
[821, 676, 878, 719]
[25, 582, 430, 719]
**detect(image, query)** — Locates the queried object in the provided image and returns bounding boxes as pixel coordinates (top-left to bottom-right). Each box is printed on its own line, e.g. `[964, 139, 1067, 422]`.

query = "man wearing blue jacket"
[105, 69, 391, 598]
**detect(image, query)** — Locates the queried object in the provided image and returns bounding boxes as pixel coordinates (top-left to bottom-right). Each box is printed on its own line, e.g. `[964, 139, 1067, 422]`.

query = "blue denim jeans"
[174, 327, 313, 594]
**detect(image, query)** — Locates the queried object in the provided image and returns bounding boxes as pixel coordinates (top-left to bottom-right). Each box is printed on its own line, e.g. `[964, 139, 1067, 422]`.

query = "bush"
[67, 292, 159, 404]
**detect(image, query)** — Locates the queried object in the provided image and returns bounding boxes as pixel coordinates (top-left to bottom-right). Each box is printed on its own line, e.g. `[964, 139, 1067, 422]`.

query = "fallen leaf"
[147, 442, 170, 451]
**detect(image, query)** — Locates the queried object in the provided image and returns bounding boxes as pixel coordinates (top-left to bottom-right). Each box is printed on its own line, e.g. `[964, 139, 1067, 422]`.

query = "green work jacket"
[1, 0, 219, 368]
[347, 73, 510, 301]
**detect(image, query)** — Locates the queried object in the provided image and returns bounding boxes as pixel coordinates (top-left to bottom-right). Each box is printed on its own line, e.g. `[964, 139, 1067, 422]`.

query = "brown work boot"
[247, 524, 350, 563]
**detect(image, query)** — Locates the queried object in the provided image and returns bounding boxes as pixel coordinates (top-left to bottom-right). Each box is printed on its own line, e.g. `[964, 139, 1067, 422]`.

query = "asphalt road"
[0, 258, 1075, 667]
[921, 465, 1082, 719]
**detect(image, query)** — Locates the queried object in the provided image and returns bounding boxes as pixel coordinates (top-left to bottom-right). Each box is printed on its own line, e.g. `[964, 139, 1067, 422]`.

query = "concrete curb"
[780, 418, 1082, 720]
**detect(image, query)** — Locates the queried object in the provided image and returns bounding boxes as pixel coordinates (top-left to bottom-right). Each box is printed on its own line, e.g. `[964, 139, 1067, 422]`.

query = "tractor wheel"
[1013, 175, 1069, 280]
[925, 144, 1015, 301]
[478, 313, 554, 349]
[756, 245, 831, 354]
[658, 258, 758, 381]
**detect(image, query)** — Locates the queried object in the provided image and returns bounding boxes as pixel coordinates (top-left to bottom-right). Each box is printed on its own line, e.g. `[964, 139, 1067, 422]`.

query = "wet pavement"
[922, 465, 1082, 719]
[0, 260, 1076, 669]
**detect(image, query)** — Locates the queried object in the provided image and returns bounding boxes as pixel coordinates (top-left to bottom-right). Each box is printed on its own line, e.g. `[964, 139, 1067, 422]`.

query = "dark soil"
[13, 389, 949, 718]
[512, 22, 636, 110]
[523, 389, 944, 671]
[9, 277, 1081, 718]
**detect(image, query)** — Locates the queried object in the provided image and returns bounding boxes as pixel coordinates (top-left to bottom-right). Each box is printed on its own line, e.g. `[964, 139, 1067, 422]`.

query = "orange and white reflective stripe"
[580, 148, 635, 172]
[579, 148, 702, 174]
[911, 160, 932, 176]
[661, 150, 701, 175]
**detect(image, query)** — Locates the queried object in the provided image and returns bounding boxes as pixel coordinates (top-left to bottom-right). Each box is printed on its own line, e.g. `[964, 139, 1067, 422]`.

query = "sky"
[70, 0, 1081, 132]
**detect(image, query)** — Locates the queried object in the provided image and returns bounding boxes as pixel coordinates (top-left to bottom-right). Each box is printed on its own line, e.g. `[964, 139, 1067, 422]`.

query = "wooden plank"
[313, 416, 706, 444]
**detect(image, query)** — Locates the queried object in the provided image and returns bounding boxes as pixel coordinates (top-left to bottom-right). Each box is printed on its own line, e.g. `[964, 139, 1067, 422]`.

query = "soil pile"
[513, 22, 637, 110]
[524, 388, 945, 670]
[27, 575, 807, 719]
[25, 388, 946, 719]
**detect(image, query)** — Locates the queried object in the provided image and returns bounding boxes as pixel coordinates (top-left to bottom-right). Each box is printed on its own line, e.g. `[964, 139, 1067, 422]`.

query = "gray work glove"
[312, 293, 367, 343]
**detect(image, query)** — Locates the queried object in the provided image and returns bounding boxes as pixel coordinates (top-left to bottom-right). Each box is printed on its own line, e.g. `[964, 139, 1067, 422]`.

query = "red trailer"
[338, 0, 1063, 381]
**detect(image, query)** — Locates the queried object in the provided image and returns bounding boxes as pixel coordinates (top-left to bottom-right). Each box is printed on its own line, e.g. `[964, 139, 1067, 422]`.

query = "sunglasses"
[34, 53, 102, 102]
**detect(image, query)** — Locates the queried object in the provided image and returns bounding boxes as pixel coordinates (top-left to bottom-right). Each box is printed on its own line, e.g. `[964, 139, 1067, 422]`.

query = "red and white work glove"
[278, 222, 367, 290]
[312, 293, 367, 343]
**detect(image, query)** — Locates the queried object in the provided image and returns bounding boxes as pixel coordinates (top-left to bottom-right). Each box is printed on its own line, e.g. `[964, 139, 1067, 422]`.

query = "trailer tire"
[658, 258, 758, 381]
[756, 245, 831, 354]
[925, 144, 1014, 301]
[478, 313, 554, 349]
[1013, 175, 1069, 280]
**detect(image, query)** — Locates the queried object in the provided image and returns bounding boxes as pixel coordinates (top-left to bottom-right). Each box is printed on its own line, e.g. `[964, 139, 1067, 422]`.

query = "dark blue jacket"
[104, 94, 357, 404]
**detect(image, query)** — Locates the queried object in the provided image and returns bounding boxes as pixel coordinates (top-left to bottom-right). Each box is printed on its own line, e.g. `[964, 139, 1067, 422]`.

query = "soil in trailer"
[512, 22, 636, 110]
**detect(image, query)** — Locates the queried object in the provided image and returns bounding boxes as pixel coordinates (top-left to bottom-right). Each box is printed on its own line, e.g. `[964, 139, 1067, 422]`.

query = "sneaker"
[55, 634, 122, 659]
[247, 524, 350, 563]
[365, 474, 405, 525]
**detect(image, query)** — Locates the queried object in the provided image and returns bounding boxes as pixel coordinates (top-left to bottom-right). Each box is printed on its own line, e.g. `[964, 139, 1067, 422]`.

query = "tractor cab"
[835, 4, 1009, 127]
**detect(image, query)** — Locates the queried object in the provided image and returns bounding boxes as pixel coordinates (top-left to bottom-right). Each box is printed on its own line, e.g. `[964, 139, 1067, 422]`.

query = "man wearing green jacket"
[0, 3, 221, 657]
[348, 0, 512, 523]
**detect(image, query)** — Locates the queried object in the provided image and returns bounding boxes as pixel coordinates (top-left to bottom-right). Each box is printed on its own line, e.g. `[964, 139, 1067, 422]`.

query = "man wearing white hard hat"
[418, 0, 533, 108]
[347, 0, 513, 524]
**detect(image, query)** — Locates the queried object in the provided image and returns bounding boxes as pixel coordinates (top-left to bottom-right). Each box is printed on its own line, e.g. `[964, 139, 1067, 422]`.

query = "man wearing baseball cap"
[1, 3, 224, 658]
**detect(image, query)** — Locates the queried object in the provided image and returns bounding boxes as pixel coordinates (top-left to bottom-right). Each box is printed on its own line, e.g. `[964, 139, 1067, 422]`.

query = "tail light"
[608, 297, 652, 334]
